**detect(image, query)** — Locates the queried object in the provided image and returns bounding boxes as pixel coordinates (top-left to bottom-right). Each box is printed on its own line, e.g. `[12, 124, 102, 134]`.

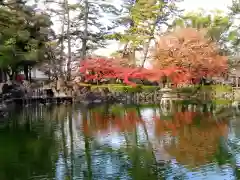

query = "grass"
[212, 85, 232, 93]
[175, 84, 231, 92]
[174, 85, 232, 95]
[78, 83, 159, 92]
[213, 99, 232, 105]
[78, 83, 233, 98]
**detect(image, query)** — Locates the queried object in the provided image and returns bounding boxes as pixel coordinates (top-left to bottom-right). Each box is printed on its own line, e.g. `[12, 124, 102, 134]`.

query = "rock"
[1, 83, 25, 98]
[0, 103, 7, 110]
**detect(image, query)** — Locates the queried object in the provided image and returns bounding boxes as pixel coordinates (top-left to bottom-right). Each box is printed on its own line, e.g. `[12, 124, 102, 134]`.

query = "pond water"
[1, 103, 240, 180]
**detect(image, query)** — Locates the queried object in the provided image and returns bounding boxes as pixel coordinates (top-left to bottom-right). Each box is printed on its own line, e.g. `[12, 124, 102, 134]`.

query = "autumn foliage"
[154, 111, 228, 167]
[154, 111, 227, 137]
[152, 28, 228, 82]
[82, 109, 143, 136]
[82, 107, 228, 167]
[79, 57, 189, 86]
[79, 28, 227, 85]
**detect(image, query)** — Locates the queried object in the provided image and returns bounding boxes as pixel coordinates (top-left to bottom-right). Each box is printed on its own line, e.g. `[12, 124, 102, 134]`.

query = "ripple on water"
[1, 104, 240, 180]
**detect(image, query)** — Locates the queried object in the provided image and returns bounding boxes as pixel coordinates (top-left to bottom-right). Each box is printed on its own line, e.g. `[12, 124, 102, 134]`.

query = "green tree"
[72, 0, 121, 57]
[109, 0, 182, 66]
[228, 0, 240, 55]
[43, 0, 121, 80]
[0, 1, 53, 80]
[172, 9, 231, 49]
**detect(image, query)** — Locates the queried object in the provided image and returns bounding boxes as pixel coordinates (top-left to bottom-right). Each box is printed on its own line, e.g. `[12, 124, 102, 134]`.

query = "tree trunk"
[141, 14, 161, 67]
[24, 65, 28, 80]
[0, 68, 5, 82]
[59, 5, 66, 80]
[65, 0, 72, 81]
[81, 0, 89, 60]
[29, 67, 32, 81]
[129, 47, 136, 66]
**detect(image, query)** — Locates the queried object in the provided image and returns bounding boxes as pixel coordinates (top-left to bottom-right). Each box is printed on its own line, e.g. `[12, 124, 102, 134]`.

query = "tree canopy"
[0, 1, 53, 70]
[152, 28, 228, 82]
[0, 0, 238, 82]
[172, 10, 231, 47]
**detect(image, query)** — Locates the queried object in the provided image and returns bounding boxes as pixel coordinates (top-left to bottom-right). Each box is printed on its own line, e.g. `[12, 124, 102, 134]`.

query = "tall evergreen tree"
[42, 0, 121, 79]
[109, 0, 182, 66]
[228, 0, 240, 55]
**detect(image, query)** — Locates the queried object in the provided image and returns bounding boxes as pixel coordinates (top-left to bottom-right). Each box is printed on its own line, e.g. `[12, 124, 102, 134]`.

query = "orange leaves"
[79, 28, 228, 85]
[153, 111, 228, 137]
[164, 121, 228, 167]
[152, 110, 229, 167]
[152, 28, 228, 81]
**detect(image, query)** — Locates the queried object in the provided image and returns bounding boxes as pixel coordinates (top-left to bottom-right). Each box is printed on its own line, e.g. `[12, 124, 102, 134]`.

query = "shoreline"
[0, 84, 235, 120]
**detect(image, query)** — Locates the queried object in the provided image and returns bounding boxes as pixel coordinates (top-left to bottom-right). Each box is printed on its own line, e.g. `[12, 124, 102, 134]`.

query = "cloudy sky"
[94, 0, 233, 56]
[39, 0, 233, 56]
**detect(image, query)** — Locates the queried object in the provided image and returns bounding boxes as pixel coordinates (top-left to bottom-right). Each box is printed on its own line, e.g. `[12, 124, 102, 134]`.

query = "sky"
[178, 0, 232, 12]
[94, 0, 233, 56]
[35, 0, 233, 57]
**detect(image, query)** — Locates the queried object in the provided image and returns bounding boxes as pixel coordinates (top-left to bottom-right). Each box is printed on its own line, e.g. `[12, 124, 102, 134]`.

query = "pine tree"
[109, 0, 182, 66]
[0, 0, 53, 80]
[71, 0, 121, 57]
[228, 0, 240, 55]
[42, 0, 121, 79]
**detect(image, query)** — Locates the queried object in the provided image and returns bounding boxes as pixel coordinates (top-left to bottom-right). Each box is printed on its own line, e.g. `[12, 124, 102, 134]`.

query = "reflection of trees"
[60, 111, 70, 179]
[0, 107, 60, 180]
[84, 105, 167, 179]
[81, 110, 93, 179]
[0, 105, 77, 180]
[52, 105, 74, 180]
[4, 104, 234, 179]
[78, 104, 237, 179]
[83, 105, 143, 135]
[154, 111, 229, 168]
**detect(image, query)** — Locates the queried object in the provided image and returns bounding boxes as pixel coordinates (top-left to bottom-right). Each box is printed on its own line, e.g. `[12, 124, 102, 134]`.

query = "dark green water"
[0, 104, 240, 180]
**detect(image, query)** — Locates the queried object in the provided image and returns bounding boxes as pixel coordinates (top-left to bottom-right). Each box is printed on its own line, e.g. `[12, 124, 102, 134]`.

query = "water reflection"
[0, 104, 239, 179]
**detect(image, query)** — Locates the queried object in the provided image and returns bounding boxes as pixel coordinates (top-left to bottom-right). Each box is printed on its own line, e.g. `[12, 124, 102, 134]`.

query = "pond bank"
[0, 84, 237, 112]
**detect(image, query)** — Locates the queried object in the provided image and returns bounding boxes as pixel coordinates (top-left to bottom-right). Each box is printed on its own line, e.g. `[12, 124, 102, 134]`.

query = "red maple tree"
[152, 28, 228, 82]
[79, 57, 190, 86]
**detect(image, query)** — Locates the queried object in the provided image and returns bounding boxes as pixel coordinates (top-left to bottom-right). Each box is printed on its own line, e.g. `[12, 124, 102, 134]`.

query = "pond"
[0, 103, 240, 180]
